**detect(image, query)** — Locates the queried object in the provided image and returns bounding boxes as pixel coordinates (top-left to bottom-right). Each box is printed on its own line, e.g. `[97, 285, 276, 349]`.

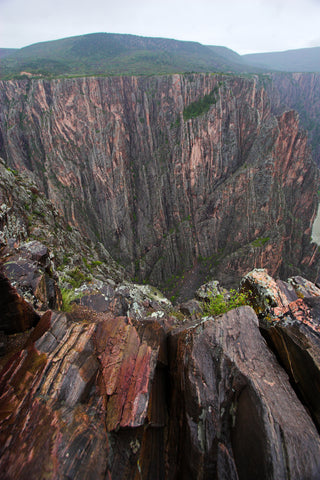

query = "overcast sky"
[1, 0, 320, 54]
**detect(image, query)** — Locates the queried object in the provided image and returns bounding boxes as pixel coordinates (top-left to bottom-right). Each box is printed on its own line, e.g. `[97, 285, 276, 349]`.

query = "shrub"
[202, 289, 251, 316]
[251, 237, 270, 248]
[60, 288, 82, 312]
[66, 267, 92, 288]
[183, 87, 219, 121]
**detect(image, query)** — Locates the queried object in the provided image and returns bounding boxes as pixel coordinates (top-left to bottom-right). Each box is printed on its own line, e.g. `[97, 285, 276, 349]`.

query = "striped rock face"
[0, 74, 319, 296]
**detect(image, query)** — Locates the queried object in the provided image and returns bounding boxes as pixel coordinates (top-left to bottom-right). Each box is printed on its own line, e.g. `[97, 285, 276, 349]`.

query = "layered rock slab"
[240, 268, 320, 432]
[0, 309, 107, 480]
[2, 267, 320, 479]
[0, 301, 167, 479]
[167, 307, 320, 479]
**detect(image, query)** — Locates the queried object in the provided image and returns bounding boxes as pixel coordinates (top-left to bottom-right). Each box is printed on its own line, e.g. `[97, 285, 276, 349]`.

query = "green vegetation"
[202, 289, 251, 316]
[169, 309, 185, 322]
[0, 32, 259, 80]
[60, 288, 83, 312]
[82, 257, 103, 273]
[64, 267, 92, 288]
[251, 237, 270, 248]
[243, 46, 320, 73]
[183, 87, 219, 120]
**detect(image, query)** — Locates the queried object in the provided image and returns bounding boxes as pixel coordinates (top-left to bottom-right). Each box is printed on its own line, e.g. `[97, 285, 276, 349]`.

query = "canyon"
[0, 72, 320, 299]
[1, 68, 320, 479]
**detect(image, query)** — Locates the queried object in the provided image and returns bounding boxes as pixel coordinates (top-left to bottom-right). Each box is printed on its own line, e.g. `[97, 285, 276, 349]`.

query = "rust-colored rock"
[240, 269, 320, 437]
[95, 315, 162, 431]
[2, 264, 320, 479]
[0, 287, 168, 479]
[240, 268, 296, 316]
[0, 308, 109, 480]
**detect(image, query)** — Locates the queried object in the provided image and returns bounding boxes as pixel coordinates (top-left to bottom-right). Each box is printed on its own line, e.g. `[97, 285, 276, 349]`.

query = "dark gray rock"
[167, 306, 320, 479]
[0, 268, 39, 333]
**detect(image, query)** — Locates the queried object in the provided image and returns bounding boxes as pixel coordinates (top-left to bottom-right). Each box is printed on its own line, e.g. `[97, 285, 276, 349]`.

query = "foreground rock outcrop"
[168, 307, 320, 479]
[241, 269, 320, 434]
[2, 261, 320, 479]
[0, 74, 319, 294]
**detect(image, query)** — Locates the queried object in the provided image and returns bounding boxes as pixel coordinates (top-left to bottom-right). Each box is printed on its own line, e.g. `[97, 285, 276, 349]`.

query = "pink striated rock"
[95, 315, 162, 431]
[0, 74, 319, 293]
[240, 268, 295, 316]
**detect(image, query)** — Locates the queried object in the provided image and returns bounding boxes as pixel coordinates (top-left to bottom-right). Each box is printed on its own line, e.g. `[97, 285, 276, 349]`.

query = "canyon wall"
[0, 74, 319, 295]
[266, 72, 320, 166]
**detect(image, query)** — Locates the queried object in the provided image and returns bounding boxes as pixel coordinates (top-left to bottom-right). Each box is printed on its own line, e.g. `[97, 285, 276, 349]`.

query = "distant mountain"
[243, 46, 320, 72]
[2, 33, 318, 78]
[0, 32, 259, 79]
[207, 45, 245, 64]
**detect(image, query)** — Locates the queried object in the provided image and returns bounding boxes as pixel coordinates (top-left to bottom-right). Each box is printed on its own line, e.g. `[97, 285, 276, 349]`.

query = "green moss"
[202, 289, 251, 317]
[60, 288, 83, 312]
[90, 260, 102, 267]
[170, 310, 185, 322]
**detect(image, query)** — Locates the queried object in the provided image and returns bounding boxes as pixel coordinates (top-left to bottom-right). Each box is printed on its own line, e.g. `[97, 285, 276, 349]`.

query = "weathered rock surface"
[167, 307, 320, 479]
[266, 72, 320, 167]
[0, 268, 39, 333]
[265, 297, 320, 432]
[1, 239, 61, 310]
[0, 74, 319, 294]
[2, 267, 320, 479]
[240, 268, 320, 435]
[0, 159, 125, 291]
[0, 309, 109, 480]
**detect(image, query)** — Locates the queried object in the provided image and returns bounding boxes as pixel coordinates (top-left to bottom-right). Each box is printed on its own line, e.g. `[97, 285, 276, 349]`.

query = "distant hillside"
[0, 48, 18, 59]
[207, 45, 245, 64]
[0, 32, 259, 79]
[2, 33, 318, 78]
[243, 46, 320, 72]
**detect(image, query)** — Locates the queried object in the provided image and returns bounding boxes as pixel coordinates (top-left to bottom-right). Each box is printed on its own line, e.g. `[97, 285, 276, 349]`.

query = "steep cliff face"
[266, 72, 320, 166]
[0, 74, 319, 295]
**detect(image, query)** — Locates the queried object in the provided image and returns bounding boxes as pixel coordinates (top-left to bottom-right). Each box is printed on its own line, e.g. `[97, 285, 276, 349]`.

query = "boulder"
[0, 268, 39, 334]
[240, 268, 320, 438]
[0, 299, 168, 479]
[1, 240, 61, 311]
[0, 309, 108, 480]
[167, 307, 320, 479]
[2, 267, 320, 479]
[240, 268, 295, 316]
[262, 296, 320, 432]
